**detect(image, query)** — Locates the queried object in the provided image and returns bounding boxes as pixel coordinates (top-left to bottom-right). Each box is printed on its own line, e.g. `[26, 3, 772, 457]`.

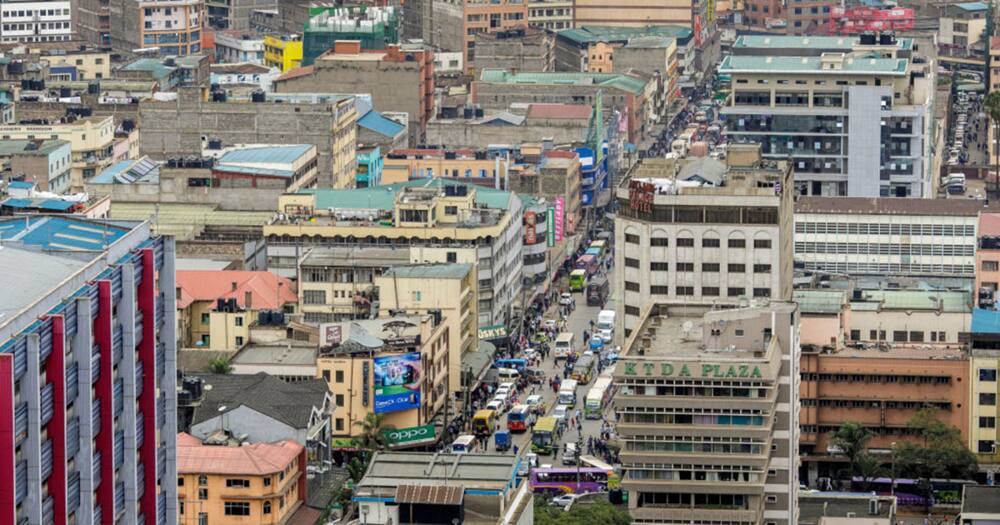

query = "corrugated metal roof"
[382, 263, 472, 279]
[478, 69, 647, 94]
[213, 164, 294, 178]
[850, 290, 971, 313]
[303, 179, 516, 212]
[719, 55, 908, 75]
[0, 216, 129, 251]
[956, 1, 988, 11]
[794, 290, 846, 315]
[219, 144, 313, 165]
[395, 485, 464, 505]
[557, 25, 691, 46]
[358, 110, 406, 138]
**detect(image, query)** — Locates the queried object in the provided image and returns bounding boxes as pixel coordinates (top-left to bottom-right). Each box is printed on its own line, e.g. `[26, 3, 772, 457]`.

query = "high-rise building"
[0, 0, 73, 43]
[614, 144, 793, 339]
[0, 215, 178, 525]
[614, 301, 800, 525]
[78, 0, 203, 54]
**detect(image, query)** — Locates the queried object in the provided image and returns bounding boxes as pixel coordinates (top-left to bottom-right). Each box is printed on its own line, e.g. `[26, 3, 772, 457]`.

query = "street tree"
[535, 501, 631, 525]
[984, 90, 1000, 196]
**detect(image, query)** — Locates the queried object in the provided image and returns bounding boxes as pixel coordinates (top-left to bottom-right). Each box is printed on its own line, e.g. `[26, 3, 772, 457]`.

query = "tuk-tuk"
[495, 430, 511, 452]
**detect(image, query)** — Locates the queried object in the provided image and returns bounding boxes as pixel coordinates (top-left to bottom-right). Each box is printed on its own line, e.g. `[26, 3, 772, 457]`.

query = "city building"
[555, 25, 695, 79]
[0, 116, 115, 191]
[317, 315, 450, 437]
[970, 309, 1000, 471]
[0, 215, 178, 525]
[977, 213, 1000, 308]
[463, 0, 528, 70]
[527, 0, 573, 30]
[0, 139, 72, 193]
[783, 0, 837, 33]
[799, 492, 896, 525]
[720, 33, 934, 197]
[301, 6, 401, 66]
[353, 452, 530, 525]
[939, 2, 988, 58]
[213, 30, 266, 63]
[95, 0, 203, 55]
[138, 87, 358, 188]
[991, 37, 1000, 93]
[209, 62, 280, 94]
[794, 197, 986, 279]
[265, 181, 523, 327]
[380, 147, 513, 186]
[205, 143, 321, 191]
[0, 186, 111, 217]
[614, 301, 800, 525]
[273, 41, 434, 142]
[960, 485, 1000, 523]
[571, 0, 713, 56]
[473, 27, 553, 73]
[35, 46, 111, 81]
[375, 263, 478, 394]
[177, 433, 306, 523]
[205, 0, 276, 29]
[356, 147, 383, 188]
[0, 1, 72, 43]
[433, 51, 464, 73]
[117, 54, 210, 91]
[263, 34, 302, 72]
[228, 340, 317, 381]
[296, 246, 412, 322]
[175, 270, 297, 350]
[507, 146, 583, 235]
[614, 145, 794, 338]
[427, 103, 593, 150]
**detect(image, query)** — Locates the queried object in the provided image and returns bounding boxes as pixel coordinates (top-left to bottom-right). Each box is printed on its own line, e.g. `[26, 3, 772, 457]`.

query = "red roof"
[526, 103, 591, 120]
[544, 150, 578, 159]
[177, 433, 303, 475]
[175, 270, 297, 310]
[981, 212, 1000, 237]
[275, 65, 315, 82]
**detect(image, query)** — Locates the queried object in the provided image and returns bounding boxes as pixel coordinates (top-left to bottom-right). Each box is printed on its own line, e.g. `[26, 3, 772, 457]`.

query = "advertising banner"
[524, 211, 537, 246]
[546, 209, 555, 247]
[373, 353, 421, 413]
[384, 424, 437, 448]
[555, 197, 565, 242]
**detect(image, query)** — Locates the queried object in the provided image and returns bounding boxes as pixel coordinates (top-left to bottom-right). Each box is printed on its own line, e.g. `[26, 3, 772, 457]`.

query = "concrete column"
[25, 334, 41, 525]
[120, 264, 138, 525]
[162, 237, 180, 525]
[74, 297, 94, 525]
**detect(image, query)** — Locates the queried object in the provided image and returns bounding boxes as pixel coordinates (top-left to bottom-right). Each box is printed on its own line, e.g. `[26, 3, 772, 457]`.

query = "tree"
[208, 357, 232, 374]
[534, 501, 631, 525]
[353, 412, 395, 452]
[894, 408, 978, 482]
[829, 422, 875, 476]
[985, 90, 1000, 198]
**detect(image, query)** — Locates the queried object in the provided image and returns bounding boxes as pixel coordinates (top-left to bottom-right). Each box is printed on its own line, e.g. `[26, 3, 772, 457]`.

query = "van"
[452, 434, 477, 454]
[596, 310, 615, 343]
[497, 368, 520, 382]
[562, 442, 579, 465]
[554, 332, 575, 360]
[558, 379, 579, 406]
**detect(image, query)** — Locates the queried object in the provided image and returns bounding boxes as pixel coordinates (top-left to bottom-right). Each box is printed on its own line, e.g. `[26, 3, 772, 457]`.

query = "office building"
[978, 213, 1000, 308]
[0, 1, 72, 43]
[555, 25, 695, 78]
[614, 301, 800, 525]
[0, 215, 178, 525]
[205, 0, 275, 29]
[265, 181, 523, 327]
[614, 145, 794, 338]
[721, 33, 934, 197]
[528, 0, 572, 30]
[970, 309, 1000, 471]
[427, 103, 592, 150]
[98, 0, 203, 55]
[0, 117, 115, 191]
[794, 197, 986, 279]
[939, 2, 988, 57]
[571, 0, 714, 56]
[0, 139, 72, 193]
[296, 246, 413, 322]
[213, 30, 266, 63]
[301, 6, 401, 66]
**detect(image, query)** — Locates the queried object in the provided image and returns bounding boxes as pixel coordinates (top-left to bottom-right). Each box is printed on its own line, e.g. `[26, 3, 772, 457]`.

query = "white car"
[550, 494, 580, 508]
[495, 386, 511, 398]
[559, 293, 573, 306]
[553, 404, 569, 423]
[486, 399, 504, 412]
[525, 394, 544, 411]
[544, 319, 558, 330]
[499, 382, 515, 392]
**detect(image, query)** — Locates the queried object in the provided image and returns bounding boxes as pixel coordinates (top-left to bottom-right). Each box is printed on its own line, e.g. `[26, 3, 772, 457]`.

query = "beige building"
[0, 116, 115, 190]
[614, 145, 794, 340]
[528, 0, 573, 30]
[297, 246, 413, 324]
[375, 263, 478, 394]
[38, 48, 111, 80]
[317, 315, 450, 437]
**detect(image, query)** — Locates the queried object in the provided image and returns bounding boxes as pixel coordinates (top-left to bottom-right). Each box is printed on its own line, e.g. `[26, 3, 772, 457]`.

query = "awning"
[395, 485, 464, 506]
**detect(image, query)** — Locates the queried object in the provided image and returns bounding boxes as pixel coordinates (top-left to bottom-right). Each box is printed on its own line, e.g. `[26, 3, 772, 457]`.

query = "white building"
[214, 30, 265, 63]
[0, 0, 72, 43]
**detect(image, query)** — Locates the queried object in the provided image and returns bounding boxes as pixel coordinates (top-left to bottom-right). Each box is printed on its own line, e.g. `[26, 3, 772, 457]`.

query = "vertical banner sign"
[524, 211, 537, 246]
[362, 361, 370, 407]
[555, 197, 565, 242]
[546, 209, 556, 247]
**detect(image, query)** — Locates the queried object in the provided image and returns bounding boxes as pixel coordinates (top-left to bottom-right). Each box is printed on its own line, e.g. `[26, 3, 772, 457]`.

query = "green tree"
[353, 412, 395, 451]
[894, 408, 978, 482]
[535, 501, 631, 525]
[208, 357, 232, 374]
[985, 90, 1000, 197]
[829, 422, 877, 479]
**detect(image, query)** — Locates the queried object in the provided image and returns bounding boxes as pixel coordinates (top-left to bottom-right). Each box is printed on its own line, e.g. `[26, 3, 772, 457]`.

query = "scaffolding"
[302, 6, 401, 66]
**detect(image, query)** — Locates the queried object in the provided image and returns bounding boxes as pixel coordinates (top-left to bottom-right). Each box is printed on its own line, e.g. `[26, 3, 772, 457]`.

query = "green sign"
[479, 324, 508, 340]
[622, 361, 763, 379]
[546, 208, 555, 247]
[384, 424, 436, 447]
[331, 438, 359, 451]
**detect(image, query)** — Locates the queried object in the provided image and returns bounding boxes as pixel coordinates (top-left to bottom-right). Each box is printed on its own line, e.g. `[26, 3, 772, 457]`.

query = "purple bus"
[575, 254, 599, 276]
[529, 467, 620, 494]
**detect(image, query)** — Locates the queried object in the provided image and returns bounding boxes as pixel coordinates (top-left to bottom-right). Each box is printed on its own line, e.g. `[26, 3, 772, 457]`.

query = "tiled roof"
[175, 270, 297, 309]
[177, 433, 303, 475]
[191, 372, 330, 429]
[275, 65, 315, 82]
[526, 103, 591, 120]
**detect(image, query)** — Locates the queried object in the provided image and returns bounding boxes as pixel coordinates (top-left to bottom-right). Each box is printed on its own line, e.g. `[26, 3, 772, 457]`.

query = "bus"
[586, 276, 609, 307]
[531, 417, 558, 455]
[575, 254, 599, 276]
[472, 409, 497, 437]
[571, 355, 596, 384]
[589, 240, 607, 257]
[569, 269, 587, 292]
[584, 376, 614, 419]
[507, 404, 531, 432]
[529, 467, 619, 494]
[554, 333, 575, 360]
[493, 358, 528, 373]
[558, 379, 579, 406]
[451, 435, 478, 454]
[585, 247, 602, 257]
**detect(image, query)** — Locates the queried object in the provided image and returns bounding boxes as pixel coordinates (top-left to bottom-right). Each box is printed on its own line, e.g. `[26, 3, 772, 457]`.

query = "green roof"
[0, 139, 70, 156]
[382, 263, 473, 279]
[794, 290, 847, 315]
[733, 35, 914, 51]
[849, 290, 972, 313]
[719, 55, 908, 75]
[478, 69, 647, 95]
[122, 58, 173, 80]
[557, 25, 692, 46]
[301, 179, 517, 212]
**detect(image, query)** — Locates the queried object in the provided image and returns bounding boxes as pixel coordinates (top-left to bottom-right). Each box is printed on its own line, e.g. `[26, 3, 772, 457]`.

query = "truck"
[494, 430, 511, 452]
[596, 310, 615, 343]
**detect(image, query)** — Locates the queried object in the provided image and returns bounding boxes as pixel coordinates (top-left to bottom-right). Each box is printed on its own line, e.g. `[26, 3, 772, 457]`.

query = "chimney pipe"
[244, 291, 253, 310]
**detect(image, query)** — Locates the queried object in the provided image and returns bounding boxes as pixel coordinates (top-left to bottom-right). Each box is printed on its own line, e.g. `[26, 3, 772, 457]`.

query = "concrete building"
[527, 0, 573, 30]
[991, 37, 1000, 93]
[970, 309, 1000, 471]
[301, 6, 401, 66]
[205, 0, 275, 29]
[978, 213, 1000, 308]
[0, 116, 115, 191]
[400, 0, 464, 62]
[138, 87, 358, 188]
[273, 41, 434, 143]
[380, 147, 513, 186]
[572, 0, 714, 54]
[799, 492, 896, 525]
[265, 181, 523, 327]
[177, 433, 305, 525]
[375, 263, 478, 394]
[720, 34, 934, 198]
[0, 138, 72, 193]
[473, 27, 553, 73]
[555, 25, 695, 78]
[297, 246, 413, 322]
[614, 301, 800, 525]
[317, 315, 450, 437]
[263, 33, 302, 72]
[117, 54, 210, 91]
[0, 0, 72, 43]
[960, 485, 1000, 524]
[209, 62, 280, 94]
[939, 2, 988, 58]
[175, 270, 297, 350]
[427, 103, 592, 150]
[463, 0, 528, 70]
[614, 145, 794, 339]
[35, 46, 111, 81]
[794, 197, 986, 279]
[97, 0, 203, 55]
[356, 147, 382, 188]
[0, 215, 178, 525]
[508, 146, 583, 236]
[214, 30, 266, 63]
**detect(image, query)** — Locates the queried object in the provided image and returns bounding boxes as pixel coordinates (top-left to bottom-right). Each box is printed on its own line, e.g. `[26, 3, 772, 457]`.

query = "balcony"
[629, 506, 761, 523]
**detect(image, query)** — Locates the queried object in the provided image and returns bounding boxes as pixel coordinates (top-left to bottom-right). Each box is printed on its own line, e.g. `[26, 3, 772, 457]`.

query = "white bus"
[584, 376, 614, 419]
[558, 379, 579, 407]
[451, 434, 478, 454]
[554, 332, 575, 360]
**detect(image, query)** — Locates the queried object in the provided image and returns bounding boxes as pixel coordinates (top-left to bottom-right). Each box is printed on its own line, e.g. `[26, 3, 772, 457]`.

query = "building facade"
[0, 139, 72, 193]
[978, 213, 1000, 308]
[214, 30, 266, 63]
[263, 34, 302, 72]
[0, 1, 72, 43]
[0, 116, 116, 191]
[296, 246, 412, 322]
[0, 215, 178, 525]
[527, 0, 572, 30]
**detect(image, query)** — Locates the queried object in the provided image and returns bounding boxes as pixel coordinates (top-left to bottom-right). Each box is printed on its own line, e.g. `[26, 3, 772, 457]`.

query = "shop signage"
[362, 361, 370, 407]
[384, 424, 436, 447]
[554, 197, 565, 242]
[622, 361, 763, 379]
[628, 180, 654, 213]
[546, 209, 555, 247]
[479, 324, 508, 340]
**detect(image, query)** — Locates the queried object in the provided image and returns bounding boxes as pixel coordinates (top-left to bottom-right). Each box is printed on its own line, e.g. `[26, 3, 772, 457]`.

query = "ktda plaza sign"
[622, 361, 764, 379]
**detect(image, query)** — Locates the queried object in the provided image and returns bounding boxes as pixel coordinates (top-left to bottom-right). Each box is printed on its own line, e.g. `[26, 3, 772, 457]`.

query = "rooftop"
[357, 452, 518, 490]
[300, 246, 411, 268]
[796, 196, 994, 216]
[190, 372, 330, 429]
[622, 303, 779, 358]
[1, 198, 76, 212]
[0, 245, 89, 321]
[320, 315, 427, 354]
[525, 103, 591, 120]
[0, 215, 129, 251]
[175, 270, 297, 310]
[0, 139, 68, 156]
[850, 289, 971, 313]
[300, 179, 516, 213]
[478, 69, 647, 95]
[733, 34, 913, 51]
[177, 433, 303, 475]
[719, 55, 908, 75]
[980, 212, 1000, 237]
[89, 157, 161, 185]
[623, 35, 675, 49]
[557, 25, 692, 46]
[961, 485, 1000, 515]
[794, 289, 847, 315]
[231, 343, 317, 367]
[381, 263, 472, 280]
[217, 144, 313, 165]
[825, 344, 966, 360]
[955, 1, 989, 11]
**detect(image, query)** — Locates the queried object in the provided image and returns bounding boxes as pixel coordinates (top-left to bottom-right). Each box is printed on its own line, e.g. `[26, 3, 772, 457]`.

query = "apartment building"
[970, 309, 1000, 471]
[0, 0, 72, 43]
[794, 197, 986, 279]
[473, 27, 553, 72]
[555, 25, 695, 78]
[205, 0, 276, 29]
[0, 116, 115, 191]
[0, 215, 178, 525]
[721, 33, 933, 197]
[978, 213, 1000, 308]
[296, 246, 412, 322]
[375, 263, 478, 394]
[301, 6, 401, 66]
[214, 30, 265, 63]
[940, 2, 988, 57]
[263, 34, 302, 72]
[527, 0, 572, 30]
[463, 0, 528, 70]
[0, 139, 72, 193]
[85, 0, 203, 55]
[991, 37, 1000, 93]
[614, 301, 800, 525]
[265, 181, 523, 327]
[614, 145, 794, 338]
[572, 0, 714, 51]
[317, 315, 450, 437]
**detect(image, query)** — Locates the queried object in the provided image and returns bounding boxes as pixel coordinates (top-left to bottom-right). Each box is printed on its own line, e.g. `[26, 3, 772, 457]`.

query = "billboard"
[524, 211, 537, 246]
[373, 352, 421, 413]
[546, 208, 555, 247]
[554, 197, 565, 242]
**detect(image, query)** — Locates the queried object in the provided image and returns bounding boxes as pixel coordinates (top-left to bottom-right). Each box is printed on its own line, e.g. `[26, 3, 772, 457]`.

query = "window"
[264, 501, 272, 514]
[625, 233, 640, 244]
[981, 393, 997, 406]
[650, 285, 669, 295]
[224, 502, 251, 516]
[893, 331, 908, 342]
[850, 330, 860, 340]
[651, 238, 669, 246]
[445, 205, 458, 216]
[199, 513, 208, 525]
[981, 369, 998, 381]
[728, 264, 746, 273]
[335, 370, 345, 383]
[703, 238, 720, 247]
[650, 262, 669, 271]
[981, 417, 997, 428]
[264, 477, 271, 487]
[703, 287, 720, 296]
[235, 316, 244, 327]
[179, 501, 185, 515]
[677, 238, 695, 247]
[676, 286, 694, 296]
[677, 263, 694, 272]
[199, 475, 208, 486]
[754, 239, 772, 249]
[322, 370, 330, 382]
[909, 331, 924, 342]
[303, 290, 326, 305]
[625, 305, 640, 316]
[235, 336, 244, 346]
[336, 418, 345, 431]
[625, 281, 640, 292]
[199, 488, 208, 500]
[979, 440, 996, 453]
[766, 495, 777, 504]
[625, 258, 640, 268]
[753, 264, 771, 273]
[753, 288, 771, 298]
[983, 261, 999, 271]
[728, 239, 746, 248]
[226, 479, 250, 488]
[201, 313, 210, 325]
[702, 263, 720, 272]
[728, 287, 744, 297]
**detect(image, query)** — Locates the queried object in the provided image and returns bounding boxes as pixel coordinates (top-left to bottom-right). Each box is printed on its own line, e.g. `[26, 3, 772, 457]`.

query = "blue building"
[357, 147, 383, 188]
[576, 146, 609, 209]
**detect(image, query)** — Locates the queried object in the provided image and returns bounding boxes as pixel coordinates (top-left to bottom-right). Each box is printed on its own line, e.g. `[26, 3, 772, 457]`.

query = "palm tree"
[984, 90, 1000, 198]
[208, 357, 232, 374]
[353, 412, 395, 452]
[829, 422, 876, 482]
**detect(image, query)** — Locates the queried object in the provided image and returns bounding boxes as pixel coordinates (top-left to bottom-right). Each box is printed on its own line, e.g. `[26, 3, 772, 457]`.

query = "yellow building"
[380, 148, 508, 185]
[0, 116, 115, 191]
[176, 270, 298, 351]
[264, 34, 304, 72]
[298, 246, 413, 324]
[317, 315, 450, 437]
[375, 263, 478, 395]
[970, 349, 1000, 468]
[39, 49, 112, 81]
[177, 433, 305, 524]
